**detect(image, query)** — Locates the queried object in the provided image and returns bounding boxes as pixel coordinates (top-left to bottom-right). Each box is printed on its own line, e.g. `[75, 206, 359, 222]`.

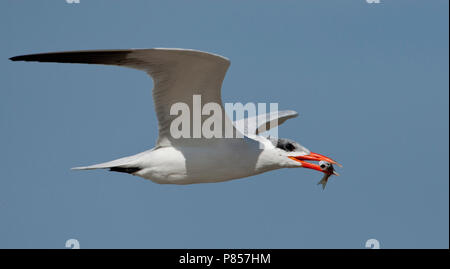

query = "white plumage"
[10, 48, 340, 186]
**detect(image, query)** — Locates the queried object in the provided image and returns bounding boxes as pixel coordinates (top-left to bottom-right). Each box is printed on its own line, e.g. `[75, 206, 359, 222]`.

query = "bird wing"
[233, 110, 299, 136]
[10, 48, 240, 146]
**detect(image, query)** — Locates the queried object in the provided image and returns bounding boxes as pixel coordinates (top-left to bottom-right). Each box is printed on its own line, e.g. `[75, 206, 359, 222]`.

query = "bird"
[10, 48, 341, 187]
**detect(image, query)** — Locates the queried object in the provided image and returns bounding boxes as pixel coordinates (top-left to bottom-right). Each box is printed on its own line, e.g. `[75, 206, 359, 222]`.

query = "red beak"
[288, 152, 341, 174]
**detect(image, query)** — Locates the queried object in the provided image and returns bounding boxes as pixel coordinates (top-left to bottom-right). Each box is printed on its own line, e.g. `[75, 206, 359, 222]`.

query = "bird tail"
[71, 150, 149, 174]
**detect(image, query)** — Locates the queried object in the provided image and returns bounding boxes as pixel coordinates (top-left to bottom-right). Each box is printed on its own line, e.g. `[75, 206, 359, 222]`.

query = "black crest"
[272, 138, 298, 152]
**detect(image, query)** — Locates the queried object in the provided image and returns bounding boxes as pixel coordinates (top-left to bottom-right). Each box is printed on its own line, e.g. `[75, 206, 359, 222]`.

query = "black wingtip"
[9, 56, 21, 61]
[9, 55, 36, 62]
[109, 166, 142, 174]
[9, 54, 46, 62]
[8, 50, 131, 65]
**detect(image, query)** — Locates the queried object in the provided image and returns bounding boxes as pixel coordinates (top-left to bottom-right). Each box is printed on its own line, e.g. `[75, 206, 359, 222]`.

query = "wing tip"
[9, 53, 49, 62]
[9, 53, 48, 62]
[9, 55, 23, 61]
[9, 48, 230, 66]
[285, 110, 299, 117]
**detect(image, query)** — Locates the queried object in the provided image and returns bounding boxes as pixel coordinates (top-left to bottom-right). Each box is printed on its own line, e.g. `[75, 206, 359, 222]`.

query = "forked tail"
[71, 151, 149, 174]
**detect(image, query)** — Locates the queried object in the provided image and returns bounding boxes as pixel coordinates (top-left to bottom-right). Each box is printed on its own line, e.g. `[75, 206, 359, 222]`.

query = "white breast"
[135, 137, 281, 184]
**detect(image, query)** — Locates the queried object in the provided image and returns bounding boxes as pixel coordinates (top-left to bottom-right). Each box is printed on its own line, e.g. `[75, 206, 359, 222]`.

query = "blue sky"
[0, 0, 448, 248]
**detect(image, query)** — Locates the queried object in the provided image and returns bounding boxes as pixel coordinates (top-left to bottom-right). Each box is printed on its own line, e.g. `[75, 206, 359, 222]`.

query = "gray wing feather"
[233, 110, 298, 135]
[10, 48, 235, 146]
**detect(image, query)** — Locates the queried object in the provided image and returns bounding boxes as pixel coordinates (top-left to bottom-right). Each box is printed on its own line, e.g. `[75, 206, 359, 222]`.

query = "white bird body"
[10, 48, 340, 186]
[79, 136, 293, 184]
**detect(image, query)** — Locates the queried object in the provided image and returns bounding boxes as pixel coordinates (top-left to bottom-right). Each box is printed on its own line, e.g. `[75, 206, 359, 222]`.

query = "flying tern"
[10, 48, 341, 187]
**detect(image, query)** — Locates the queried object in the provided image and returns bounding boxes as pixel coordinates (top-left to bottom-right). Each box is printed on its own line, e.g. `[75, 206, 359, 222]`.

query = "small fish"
[317, 161, 340, 190]
[317, 173, 332, 190]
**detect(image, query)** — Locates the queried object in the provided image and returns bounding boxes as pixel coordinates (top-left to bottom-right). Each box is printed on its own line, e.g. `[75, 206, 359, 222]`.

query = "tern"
[10, 49, 341, 186]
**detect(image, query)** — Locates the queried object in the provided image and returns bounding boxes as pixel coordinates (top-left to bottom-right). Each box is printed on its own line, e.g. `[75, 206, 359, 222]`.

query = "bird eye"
[285, 143, 295, 152]
[320, 164, 326, 169]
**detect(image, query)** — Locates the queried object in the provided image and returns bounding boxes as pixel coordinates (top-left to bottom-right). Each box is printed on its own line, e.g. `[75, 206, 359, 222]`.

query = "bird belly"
[134, 144, 273, 184]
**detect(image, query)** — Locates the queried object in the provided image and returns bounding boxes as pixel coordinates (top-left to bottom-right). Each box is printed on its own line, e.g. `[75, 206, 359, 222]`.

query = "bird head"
[268, 137, 341, 175]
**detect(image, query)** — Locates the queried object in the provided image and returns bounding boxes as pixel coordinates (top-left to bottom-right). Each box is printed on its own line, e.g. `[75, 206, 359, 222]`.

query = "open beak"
[288, 152, 341, 175]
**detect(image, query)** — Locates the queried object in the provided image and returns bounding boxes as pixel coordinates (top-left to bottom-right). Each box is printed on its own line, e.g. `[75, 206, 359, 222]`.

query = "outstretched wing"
[233, 110, 298, 136]
[10, 48, 239, 146]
